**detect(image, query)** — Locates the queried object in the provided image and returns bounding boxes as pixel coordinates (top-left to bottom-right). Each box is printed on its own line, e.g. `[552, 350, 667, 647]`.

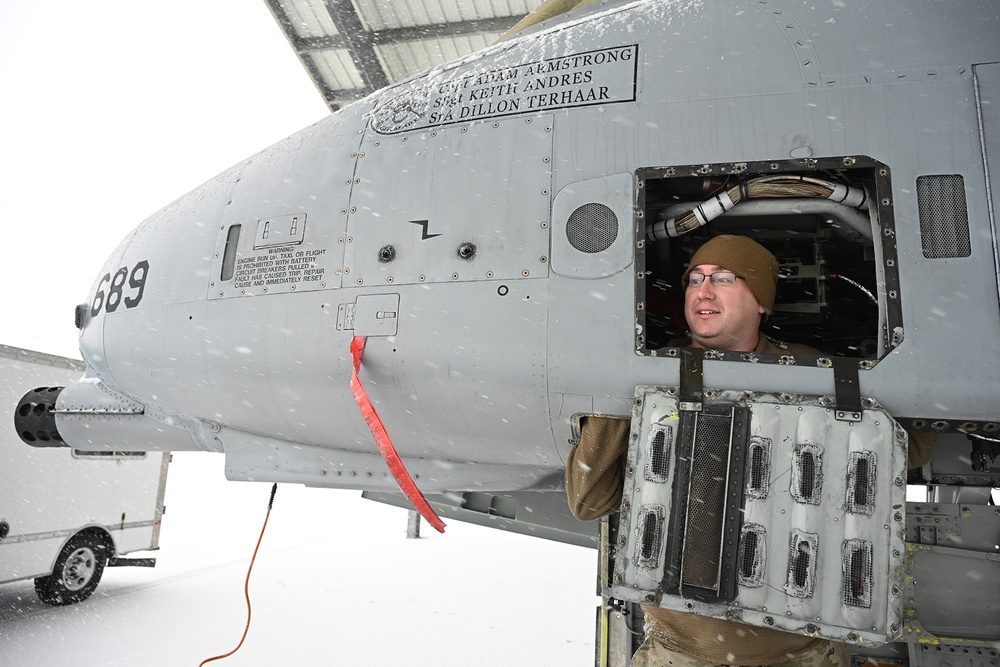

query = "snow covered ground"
[0, 452, 599, 666]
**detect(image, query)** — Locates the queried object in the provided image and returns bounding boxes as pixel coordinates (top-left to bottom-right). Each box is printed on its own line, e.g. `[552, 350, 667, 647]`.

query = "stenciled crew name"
[371, 45, 638, 134]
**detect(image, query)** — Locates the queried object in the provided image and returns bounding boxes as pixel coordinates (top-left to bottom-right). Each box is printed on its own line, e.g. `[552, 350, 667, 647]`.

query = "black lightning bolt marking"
[409, 219, 441, 240]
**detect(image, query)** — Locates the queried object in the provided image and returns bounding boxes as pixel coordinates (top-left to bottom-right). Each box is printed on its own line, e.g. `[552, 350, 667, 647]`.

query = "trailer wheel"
[34, 532, 108, 606]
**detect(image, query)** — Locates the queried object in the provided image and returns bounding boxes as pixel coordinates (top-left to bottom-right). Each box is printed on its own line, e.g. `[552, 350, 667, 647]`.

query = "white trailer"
[1, 344, 168, 605]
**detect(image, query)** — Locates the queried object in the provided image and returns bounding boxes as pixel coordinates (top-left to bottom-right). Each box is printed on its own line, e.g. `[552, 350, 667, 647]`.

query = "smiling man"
[678, 234, 814, 354]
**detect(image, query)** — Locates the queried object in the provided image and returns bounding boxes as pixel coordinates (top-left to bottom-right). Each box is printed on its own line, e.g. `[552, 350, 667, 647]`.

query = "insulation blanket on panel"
[610, 387, 908, 646]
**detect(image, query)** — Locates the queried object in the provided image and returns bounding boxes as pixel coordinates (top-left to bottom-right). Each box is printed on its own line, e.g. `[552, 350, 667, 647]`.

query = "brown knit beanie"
[683, 235, 778, 311]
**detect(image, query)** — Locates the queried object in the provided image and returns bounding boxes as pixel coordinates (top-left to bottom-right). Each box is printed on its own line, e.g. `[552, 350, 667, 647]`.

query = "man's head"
[682, 235, 778, 351]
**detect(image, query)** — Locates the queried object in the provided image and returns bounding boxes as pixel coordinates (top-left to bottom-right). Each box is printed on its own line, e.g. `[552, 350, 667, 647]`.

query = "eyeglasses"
[685, 271, 741, 287]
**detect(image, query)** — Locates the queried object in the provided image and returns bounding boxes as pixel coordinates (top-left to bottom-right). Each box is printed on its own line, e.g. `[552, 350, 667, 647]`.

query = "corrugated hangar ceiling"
[265, 0, 547, 111]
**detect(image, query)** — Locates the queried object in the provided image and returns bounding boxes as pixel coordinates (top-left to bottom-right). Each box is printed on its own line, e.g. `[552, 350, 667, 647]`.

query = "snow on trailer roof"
[0, 344, 83, 373]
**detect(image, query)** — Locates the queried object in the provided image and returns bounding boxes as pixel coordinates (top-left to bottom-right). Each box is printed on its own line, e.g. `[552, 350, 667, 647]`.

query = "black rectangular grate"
[917, 174, 971, 258]
[681, 412, 732, 590]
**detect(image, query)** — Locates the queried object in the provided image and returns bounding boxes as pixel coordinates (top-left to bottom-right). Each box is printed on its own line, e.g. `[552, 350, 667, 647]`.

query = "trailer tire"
[34, 532, 108, 606]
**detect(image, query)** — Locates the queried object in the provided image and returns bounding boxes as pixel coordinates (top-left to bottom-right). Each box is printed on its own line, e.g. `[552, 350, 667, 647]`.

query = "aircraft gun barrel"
[14, 386, 68, 448]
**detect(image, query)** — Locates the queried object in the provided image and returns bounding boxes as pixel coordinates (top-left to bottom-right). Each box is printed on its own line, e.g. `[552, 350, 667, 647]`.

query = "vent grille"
[917, 174, 971, 258]
[681, 412, 732, 590]
[785, 531, 819, 598]
[738, 524, 766, 588]
[746, 436, 772, 500]
[790, 443, 824, 505]
[645, 425, 672, 482]
[635, 505, 665, 570]
[842, 539, 874, 608]
[846, 451, 877, 515]
[566, 203, 618, 253]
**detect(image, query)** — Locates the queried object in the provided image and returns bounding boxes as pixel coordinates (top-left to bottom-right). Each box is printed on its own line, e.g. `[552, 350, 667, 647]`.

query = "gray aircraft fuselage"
[14, 1, 1000, 662]
[24, 0, 1000, 493]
